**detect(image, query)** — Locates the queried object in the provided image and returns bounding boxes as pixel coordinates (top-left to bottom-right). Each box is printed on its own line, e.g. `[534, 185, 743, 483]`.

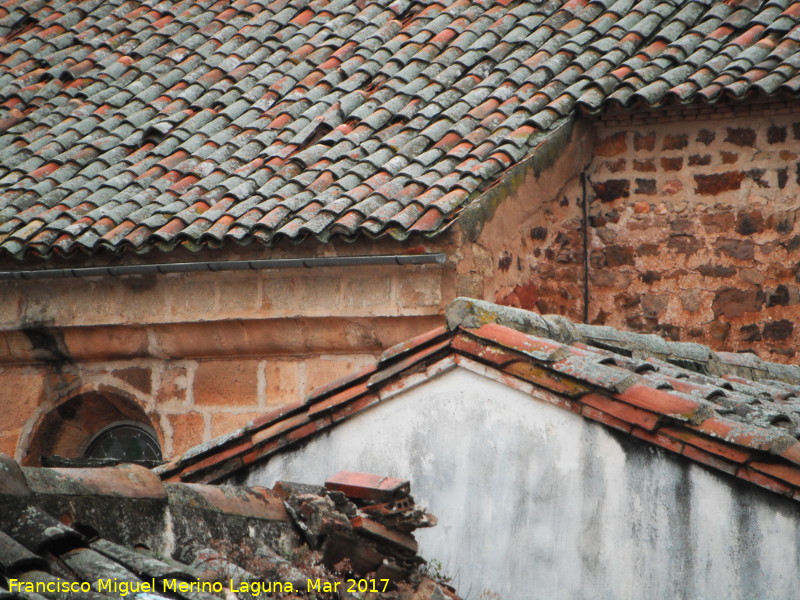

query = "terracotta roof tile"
[1, 0, 799, 259]
[158, 298, 800, 503]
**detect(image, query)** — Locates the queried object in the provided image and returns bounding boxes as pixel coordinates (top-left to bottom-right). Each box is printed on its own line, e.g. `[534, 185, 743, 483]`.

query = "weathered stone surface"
[698, 264, 737, 278]
[712, 288, 763, 319]
[667, 236, 702, 255]
[715, 238, 755, 261]
[596, 132, 627, 156]
[593, 179, 630, 202]
[725, 127, 756, 147]
[641, 294, 668, 319]
[739, 324, 762, 342]
[763, 320, 793, 341]
[168, 412, 205, 456]
[194, 360, 260, 406]
[735, 211, 764, 235]
[663, 133, 688, 150]
[696, 129, 715, 145]
[709, 320, 731, 341]
[633, 132, 655, 150]
[694, 171, 745, 195]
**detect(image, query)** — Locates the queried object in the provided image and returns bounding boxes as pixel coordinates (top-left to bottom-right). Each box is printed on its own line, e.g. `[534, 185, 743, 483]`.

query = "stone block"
[168, 278, 217, 320]
[342, 276, 393, 311]
[193, 359, 260, 406]
[265, 360, 300, 406]
[216, 276, 260, 317]
[592, 179, 629, 202]
[763, 320, 793, 341]
[633, 132, 655, 151]
[156, 364, 190, 406]
[210, 411, 263, 439]
[595, 131, 627, 156]
[712, 288, 764, 319]
[0, 368, 45, 431]
[111, 366, 152, 394]
[399, 271, 443, 309]
[694, 171, 745, 195]
[167, 412, 205, 457]
[304, 356, 374, 396]
[662, 133, 688, 150]
[696, 129, 716, 145]
[715, 238, 754, 261]
[725, 127, 756, 147]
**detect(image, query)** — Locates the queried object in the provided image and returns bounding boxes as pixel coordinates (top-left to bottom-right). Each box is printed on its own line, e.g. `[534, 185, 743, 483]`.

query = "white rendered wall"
[236, 368, 800, 600]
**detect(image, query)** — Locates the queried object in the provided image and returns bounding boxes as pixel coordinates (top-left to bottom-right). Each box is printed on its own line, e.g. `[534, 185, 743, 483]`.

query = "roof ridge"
[445, 297, 800, 384]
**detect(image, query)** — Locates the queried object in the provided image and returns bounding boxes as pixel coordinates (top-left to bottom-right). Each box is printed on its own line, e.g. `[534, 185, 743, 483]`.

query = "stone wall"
[0, 255, 451, 462]
[489, 103, 800, 362]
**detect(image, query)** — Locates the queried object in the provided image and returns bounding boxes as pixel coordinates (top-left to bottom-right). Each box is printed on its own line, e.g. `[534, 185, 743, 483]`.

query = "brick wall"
[495, 104, 800, 362]
[0, 256, 451, 462]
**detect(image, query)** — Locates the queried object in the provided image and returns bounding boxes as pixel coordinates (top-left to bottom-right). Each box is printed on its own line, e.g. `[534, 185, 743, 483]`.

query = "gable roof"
[0, 455, 455, 598]
[157, 298, 800, 501]
[0, 0, 799, 259]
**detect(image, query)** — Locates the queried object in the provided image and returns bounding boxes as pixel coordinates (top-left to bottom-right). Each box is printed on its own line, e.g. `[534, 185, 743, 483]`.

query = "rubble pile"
[273, 471, 458, 600]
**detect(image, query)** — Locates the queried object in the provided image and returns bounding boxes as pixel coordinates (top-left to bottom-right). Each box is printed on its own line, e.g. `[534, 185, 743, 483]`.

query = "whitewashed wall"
[234, 367, 800, 600]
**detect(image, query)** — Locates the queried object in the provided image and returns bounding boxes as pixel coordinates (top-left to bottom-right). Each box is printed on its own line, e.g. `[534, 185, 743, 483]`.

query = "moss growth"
[456, 119, 577, 243]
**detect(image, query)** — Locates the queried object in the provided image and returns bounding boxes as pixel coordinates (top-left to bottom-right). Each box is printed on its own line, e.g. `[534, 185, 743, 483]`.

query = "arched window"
[83, 421, 162, 462]
[24, 388, 163, 467]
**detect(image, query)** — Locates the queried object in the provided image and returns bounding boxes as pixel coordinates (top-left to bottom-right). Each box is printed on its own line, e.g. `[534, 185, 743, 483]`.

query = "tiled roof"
[157, 298, 800, 501]
[0, 455, 457, 599]
[0, 0, 799, 259]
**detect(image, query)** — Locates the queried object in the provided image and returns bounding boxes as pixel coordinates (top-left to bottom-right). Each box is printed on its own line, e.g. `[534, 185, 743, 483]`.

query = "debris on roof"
[0, 454, 459, 599]
[158, 298, 800, 502]
[0, 0, 798, 258]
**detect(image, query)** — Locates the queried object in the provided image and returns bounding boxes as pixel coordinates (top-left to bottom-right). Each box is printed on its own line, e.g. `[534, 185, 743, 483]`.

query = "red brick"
[581, 392, 660, 431]
[504, 361, 591, 398]
[249, 401, 305, 429]
[451, 335, 520, 365]
[308, 382, 370, 417]
[694, 171, 745, 195]
[326, 472, 410, 501]
[660, 156, 683, 171]
[630, 427, 684, 454]
[780, 442, 800, 466]
[682, 444, 738, 476]
[659, 426, 751, 463]
[596, 131, 627, 156]
[749, 461, 800, 488]
[251, 413, 311, 445]
[350, 516, 418, 553]
[633, 132, 655, 151]
[614, 384, 701, 420]
[663, 133, 688, 150]
[736, 466, 794, 496]
[581, 405, 632, 433]
[176, 440, 251, 481]
[329, 393, 381, 423]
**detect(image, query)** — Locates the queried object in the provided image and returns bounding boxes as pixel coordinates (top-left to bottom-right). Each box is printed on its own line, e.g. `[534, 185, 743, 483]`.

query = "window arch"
[83, 421, 162, 462]
[24, 387, 162, 467]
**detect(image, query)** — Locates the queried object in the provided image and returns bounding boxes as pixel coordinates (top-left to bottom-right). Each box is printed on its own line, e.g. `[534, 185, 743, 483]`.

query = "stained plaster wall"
[0, 242, 453, 461]
[235, 367, 800, 600]
[489, 103, 800, 363]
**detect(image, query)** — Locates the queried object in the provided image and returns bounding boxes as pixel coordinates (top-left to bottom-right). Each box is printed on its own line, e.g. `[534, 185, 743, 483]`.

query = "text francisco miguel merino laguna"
[8, 577, 391, 596]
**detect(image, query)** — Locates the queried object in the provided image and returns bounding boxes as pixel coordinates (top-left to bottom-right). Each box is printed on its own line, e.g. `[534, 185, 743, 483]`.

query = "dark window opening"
[83, 422, 162, 463]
